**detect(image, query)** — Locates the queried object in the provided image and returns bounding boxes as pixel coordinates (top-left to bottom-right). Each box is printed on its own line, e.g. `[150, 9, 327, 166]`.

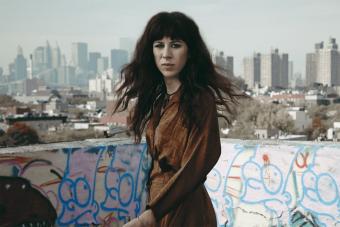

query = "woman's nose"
[162, 46, 172, 59]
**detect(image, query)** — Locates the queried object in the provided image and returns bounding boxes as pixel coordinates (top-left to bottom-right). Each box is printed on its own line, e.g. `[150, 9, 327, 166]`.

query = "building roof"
[6, 115, 67, 124]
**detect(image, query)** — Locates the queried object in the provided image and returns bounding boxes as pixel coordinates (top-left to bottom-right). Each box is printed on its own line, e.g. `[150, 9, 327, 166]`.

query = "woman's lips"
[161, 63, 174, 70]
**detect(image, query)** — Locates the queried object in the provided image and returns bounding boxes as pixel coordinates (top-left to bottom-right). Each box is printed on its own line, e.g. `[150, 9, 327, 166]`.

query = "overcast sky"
[1, 0, 340, 77]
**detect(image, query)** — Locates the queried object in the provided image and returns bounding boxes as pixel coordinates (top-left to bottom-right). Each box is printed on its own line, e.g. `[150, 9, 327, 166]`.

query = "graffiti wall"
[0, 140, 150, 227]
[0, 139, 339, 226]
[206, 141, 340, 227]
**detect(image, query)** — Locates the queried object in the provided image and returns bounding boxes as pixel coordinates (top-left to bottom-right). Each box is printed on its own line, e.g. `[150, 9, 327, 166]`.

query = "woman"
[115, 11, 243, 227]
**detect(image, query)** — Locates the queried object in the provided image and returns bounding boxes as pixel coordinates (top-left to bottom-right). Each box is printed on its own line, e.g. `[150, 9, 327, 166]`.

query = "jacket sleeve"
[147, 93, 221, 221]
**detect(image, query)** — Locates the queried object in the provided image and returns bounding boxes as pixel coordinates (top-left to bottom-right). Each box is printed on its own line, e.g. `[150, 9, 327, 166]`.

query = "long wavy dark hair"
[114, 11, 246, 143]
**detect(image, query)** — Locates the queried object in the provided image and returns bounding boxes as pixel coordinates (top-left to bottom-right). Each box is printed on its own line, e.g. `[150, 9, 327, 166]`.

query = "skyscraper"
[213, 51, 234, 76]
[260, 49, 289, 88]
[306, 38, 340, 86]
[280, 53, 289, 88]
[8, 63, 15, 81]
[33, 46, 46, 74]
[52, 44, 61, 69]
[72, 42, 88, 71]
[89, 52, 101, 74]
[226, 56, 234, 76]
[27, 54, 33, 80]
[306, 53, 318, 86]
[110, 49, 128, 73]
[97, 57, 109, 74]
[318, 38, 339, 86]
[45, 41, 52, 69]
[243, 53, 261, 89]
[288, 61, 294, 88]
[214, 51, 226, 69]
[14, 46, 27, 81]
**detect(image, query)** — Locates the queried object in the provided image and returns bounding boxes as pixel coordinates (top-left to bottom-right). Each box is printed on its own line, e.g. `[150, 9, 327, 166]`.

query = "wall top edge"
[0, 138, 137, 154]
[0, 138, 339, 154]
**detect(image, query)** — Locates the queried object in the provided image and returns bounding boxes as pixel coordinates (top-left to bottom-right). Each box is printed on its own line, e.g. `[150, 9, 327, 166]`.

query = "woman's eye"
[154, 43, 164, 48]
[171, 43, 181, 48]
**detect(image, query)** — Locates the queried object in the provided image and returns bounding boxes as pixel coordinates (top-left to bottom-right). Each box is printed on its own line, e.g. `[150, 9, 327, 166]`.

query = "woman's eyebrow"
[171, 39, 184, 42]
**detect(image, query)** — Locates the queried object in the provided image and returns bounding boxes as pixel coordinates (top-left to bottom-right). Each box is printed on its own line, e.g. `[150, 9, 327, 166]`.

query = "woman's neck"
[164, 78, 181, 95]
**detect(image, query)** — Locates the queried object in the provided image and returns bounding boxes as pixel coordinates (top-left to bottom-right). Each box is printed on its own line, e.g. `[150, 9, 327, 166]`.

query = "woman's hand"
[122, 210, 156, 227]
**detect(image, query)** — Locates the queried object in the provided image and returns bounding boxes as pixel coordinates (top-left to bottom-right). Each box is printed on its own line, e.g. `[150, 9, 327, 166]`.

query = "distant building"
[88, 52, 101, 74]
[243, 53, 261, 89]
[51, 44, 61, 69]
[288, 61, 294, 88]
[287, 107, 311, 132]
[6, 106, 31, 115]
[24, 78, 45, 96]
[213, 51, 234, 76]
[6, 80, 25, 95]
[45, 41, 52, 69]
[261, 49, 289, 89]
[110, 49, 128, 73]
[71, 42, 88, 87]
[97, 57, 109, 74]
[294, 73, 305, 88]
[306, 53, 318, 86]
[32, 41, 54, 76]
[270, 93, 305, 106]
[213, 51, 226, 68]
[58, 65, 76, 86]
[45, 96, 68, 115]
[254, 128, 278, 139]
[306, 38, 340, 86]
[226, 56, 234, 75]
[14, 46, 27, 81]
[8, 63, 15, 81]
[101, 100, 129, 127]
[27, 54, 33, 80]
[36, 68, 57, 85]
[5, 115, 67, 132]
[89, 71, 114, 99]
[33, 46, 46, 74]
[72, 42, 88, 71]
[305, 91, 330, 106]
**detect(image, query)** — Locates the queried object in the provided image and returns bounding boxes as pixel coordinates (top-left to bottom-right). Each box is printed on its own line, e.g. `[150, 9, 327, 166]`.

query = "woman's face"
[153, 36, 188, 80]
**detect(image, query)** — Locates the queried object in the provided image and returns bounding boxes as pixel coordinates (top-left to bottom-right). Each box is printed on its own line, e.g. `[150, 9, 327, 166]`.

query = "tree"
[0, 95, 23, 107]
[227, 99, 295, 139]
[4, 123, 40, 146]
[273, 110, 295, 134]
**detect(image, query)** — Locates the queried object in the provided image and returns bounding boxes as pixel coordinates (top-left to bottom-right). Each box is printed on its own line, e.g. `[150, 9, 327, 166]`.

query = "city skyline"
[1, 0, 340, 77]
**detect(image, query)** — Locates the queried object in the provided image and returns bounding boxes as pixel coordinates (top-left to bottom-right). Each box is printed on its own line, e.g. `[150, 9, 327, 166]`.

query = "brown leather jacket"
[146, 88, 221, 227]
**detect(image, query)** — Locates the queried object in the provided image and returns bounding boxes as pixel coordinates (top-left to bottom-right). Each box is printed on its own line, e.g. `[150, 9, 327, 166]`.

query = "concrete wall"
[0, 139, 339, 226]
[208, 140, 340, 227]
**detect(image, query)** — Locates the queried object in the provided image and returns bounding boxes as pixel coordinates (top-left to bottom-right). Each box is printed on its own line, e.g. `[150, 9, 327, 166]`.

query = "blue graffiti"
[57, 146, 105, 225]
[3, 141, 340, 226]
[298, 146, 340, 227]
[239, 145, 303, 226]
[205, 143, 249, 227]
[101, 144, 150, 223]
